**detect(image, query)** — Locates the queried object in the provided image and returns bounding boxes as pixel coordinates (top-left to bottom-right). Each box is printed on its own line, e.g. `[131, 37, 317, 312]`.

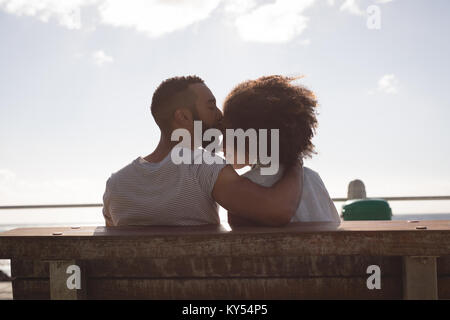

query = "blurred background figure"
[347, 179, 367, 200]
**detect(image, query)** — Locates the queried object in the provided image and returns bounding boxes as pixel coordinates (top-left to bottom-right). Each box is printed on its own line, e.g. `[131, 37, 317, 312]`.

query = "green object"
[341, 199, 392, 221]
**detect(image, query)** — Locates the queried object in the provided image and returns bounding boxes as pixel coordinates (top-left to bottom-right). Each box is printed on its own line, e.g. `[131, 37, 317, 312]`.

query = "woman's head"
[223, 75, 318, 167]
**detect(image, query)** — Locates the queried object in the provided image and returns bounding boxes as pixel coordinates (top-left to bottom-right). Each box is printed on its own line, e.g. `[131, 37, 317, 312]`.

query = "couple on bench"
[102, 75, 340, 227]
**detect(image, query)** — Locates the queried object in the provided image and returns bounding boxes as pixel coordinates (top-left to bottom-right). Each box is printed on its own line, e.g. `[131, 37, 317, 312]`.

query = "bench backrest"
[1, 221, 449, 299]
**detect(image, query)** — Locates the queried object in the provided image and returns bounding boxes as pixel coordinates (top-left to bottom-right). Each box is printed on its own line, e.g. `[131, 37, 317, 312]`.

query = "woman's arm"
[213, 162, 303, 227]
[228, 211, 261, 227]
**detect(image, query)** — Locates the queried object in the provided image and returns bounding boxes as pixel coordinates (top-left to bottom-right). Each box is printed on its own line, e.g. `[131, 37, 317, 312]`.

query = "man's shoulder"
[107, 158, 140, 185]
[186, 148, 226, 166]
[181, 148, 226, 176]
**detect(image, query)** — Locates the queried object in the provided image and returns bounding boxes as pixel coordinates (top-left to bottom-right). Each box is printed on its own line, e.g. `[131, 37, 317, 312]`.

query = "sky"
[1, 0, 450, 214]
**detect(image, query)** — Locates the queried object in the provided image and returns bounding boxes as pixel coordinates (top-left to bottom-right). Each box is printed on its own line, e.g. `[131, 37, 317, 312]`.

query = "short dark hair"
[150, 75, 204, 133]
[223, 75, 318, 166]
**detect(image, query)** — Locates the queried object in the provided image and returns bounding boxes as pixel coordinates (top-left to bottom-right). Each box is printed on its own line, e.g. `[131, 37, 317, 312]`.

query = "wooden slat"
[11, 277, 403, 300]
[88, 278, 403, 300]
[12, 279, 49, 300]
[1, 229, 450, 260]
[86, 256, 403, 278]
[11, 259, 49, 278]
[10, 256, 403, 278]
[2, 221, 450, 238]
[11, 275, 450, 300]
[11, 259, 450, 299]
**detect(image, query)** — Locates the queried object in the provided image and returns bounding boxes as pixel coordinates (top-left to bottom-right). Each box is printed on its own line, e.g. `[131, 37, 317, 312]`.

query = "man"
[102, 76, 302, 227]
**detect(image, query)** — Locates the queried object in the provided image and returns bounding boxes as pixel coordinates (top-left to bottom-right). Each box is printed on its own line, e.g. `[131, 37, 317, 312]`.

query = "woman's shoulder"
[303, 166, 325, 183]
[303, 166, 319, 177]
[303, 167, 329, 191]
[241, 164, 322, 187]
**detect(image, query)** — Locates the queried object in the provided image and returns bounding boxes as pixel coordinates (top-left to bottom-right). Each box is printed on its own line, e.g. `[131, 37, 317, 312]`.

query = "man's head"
[150, 76, 223, 139]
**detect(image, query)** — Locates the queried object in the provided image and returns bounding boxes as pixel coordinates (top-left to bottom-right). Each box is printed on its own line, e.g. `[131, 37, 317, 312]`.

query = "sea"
[1, 207, 450, 278]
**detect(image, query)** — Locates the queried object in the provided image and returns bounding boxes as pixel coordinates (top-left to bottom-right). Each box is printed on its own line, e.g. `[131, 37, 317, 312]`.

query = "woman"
[222, 75, 340, 225]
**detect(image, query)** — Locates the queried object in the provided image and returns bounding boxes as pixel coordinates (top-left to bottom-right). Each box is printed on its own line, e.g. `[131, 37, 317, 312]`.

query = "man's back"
[102, 148, 226, 226]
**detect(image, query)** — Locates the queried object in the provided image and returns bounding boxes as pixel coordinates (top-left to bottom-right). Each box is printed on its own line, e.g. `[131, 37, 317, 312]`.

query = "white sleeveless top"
[243, 165, 341, 223]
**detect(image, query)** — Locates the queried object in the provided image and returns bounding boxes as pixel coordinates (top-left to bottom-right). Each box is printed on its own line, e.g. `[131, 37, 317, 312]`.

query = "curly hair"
[223, 75, 318, 166]
[151, 75, 204, 133]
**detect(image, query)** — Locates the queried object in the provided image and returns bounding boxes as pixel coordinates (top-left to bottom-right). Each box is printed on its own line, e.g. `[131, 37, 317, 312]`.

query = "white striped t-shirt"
[102, 148, 226, 226]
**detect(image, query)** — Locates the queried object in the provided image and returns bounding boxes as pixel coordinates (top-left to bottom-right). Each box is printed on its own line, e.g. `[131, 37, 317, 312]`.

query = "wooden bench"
[0, 220, 449, 300]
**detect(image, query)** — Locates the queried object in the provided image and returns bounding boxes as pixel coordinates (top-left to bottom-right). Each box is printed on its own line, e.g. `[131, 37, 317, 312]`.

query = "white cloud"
[92, 50, 113, 66]
[340, 0, 365, 16]
[378, 74, 399, 94]
[0, 0, 91, 29]
[232, 0, 316, 43]
[340, 0, 394, 16]
[0, 0, 221, 37]
[97, 0, 221, 37]
[224, 0, 257, 15]
[369, 74, 399, 94]
[0, 0, 395, 42]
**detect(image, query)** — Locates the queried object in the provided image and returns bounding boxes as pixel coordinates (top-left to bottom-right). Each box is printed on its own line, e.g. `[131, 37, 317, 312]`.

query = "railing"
[1, 196, 450, 210]
[0, 203, 103, 210]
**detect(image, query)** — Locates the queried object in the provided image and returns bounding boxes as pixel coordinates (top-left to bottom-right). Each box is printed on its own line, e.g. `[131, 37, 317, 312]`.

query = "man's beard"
[192, 114, 221, 149]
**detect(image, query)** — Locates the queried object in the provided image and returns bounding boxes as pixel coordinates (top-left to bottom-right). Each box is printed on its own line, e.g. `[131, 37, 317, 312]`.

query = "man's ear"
[173, 108, 193, 127]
